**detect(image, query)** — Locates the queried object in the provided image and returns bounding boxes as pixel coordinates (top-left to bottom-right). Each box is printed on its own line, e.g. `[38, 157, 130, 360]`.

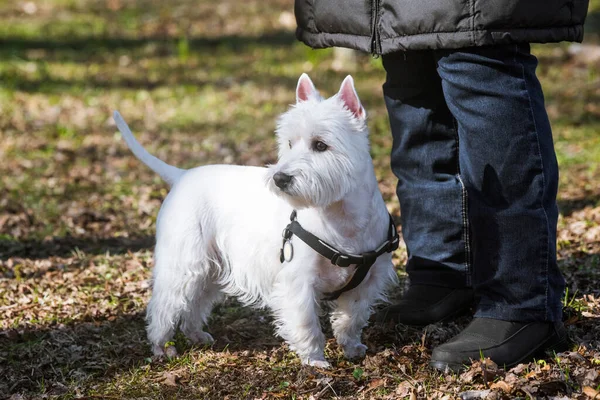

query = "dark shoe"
[376, 284, 474, 326]
[430, 317, 570, 372]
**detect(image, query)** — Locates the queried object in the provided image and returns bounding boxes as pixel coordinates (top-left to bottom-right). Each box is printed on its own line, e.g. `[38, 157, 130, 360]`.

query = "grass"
[0, 0, 599, 398]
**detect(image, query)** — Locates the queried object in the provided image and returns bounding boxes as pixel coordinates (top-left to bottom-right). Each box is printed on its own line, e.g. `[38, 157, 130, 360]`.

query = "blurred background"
[0, 0, 599, 398]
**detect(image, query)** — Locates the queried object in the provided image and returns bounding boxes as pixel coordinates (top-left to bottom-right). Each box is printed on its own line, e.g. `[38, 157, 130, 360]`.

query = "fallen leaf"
[526, 370, 537, 379]
[460, 367, 479, 383]
[395, 381, 413, 397]
[364, 378, 385, 393]
[583, 386, 600, 399]
[510, 364, 527, 374]
[158, 371, 178, 387]
[490, 380, 512, 393]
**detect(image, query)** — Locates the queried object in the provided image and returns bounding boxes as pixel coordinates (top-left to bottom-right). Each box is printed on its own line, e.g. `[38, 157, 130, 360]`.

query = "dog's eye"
[288, 140, 292, 149]
[312, 140, 328, 152]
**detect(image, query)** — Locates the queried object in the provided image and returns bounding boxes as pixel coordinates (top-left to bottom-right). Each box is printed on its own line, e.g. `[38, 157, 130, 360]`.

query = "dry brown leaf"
[583, 386, 600, 399]
[158, 371, 178, 387]
[364, 378, 386, 393]
[489, 380, 512, 393]
[460, 368, 479, 383]
[509, 364, 527, 374]
[395, 381, 413, 397]
[525, 370, 537, 379]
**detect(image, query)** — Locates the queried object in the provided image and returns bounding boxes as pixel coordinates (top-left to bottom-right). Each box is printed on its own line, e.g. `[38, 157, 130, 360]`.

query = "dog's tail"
[113, 111, 185, 186]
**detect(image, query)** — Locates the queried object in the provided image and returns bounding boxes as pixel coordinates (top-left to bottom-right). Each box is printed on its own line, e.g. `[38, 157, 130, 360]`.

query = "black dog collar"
[280, 210, 399, 300]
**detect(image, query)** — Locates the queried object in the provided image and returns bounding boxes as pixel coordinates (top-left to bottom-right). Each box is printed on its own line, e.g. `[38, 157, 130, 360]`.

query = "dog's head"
[266, 74, 371, 209]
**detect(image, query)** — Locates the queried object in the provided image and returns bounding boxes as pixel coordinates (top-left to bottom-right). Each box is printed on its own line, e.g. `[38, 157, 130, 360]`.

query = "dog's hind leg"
[146, 236, 214, 357]
[145, 267, 184, 357]
[180, 277, 223, 346]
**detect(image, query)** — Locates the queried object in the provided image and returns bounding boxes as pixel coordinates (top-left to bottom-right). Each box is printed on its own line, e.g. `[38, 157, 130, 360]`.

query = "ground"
[0, 0, 599, 399]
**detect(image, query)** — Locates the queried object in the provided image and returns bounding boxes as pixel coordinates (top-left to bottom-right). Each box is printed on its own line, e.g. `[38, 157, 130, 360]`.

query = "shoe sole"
[429, 329, 571, 373]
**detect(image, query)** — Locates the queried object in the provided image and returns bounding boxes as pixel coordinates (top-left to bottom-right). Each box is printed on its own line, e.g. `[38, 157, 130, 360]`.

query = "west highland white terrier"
[113, 74, 398, 368]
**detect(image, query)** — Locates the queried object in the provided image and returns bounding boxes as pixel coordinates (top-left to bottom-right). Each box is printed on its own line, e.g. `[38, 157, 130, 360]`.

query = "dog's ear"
[337, 75, 365, 120]
[296, 73, 319, 103]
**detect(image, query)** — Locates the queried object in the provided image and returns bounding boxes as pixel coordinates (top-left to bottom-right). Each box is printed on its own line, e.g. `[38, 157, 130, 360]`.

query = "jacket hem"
[296, 25, 585, 54]
[296, 28, 373, 53]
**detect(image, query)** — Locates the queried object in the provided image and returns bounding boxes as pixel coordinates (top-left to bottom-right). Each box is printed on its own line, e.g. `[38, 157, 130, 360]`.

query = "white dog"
[113, 74, 398, 368]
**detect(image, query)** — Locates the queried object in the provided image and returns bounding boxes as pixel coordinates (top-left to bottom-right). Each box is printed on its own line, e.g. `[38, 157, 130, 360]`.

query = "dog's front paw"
[304, 358, 331, 369]
[152, 343, 178, 358]
[343, 343, 367, 360]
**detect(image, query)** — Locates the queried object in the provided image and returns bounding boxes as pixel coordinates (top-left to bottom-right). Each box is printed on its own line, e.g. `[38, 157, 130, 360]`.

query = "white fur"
[113, 74, 398, 367]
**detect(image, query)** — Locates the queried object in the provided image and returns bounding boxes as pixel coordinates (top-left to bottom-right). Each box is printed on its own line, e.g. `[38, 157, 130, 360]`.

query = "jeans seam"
[452, 115, 471, 286]
[456, 174, 472, 286]
[515, 43, 551, 321]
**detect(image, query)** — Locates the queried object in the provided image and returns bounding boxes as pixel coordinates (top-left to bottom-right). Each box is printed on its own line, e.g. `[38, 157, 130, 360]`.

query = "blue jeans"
[382, 44, 564, 322]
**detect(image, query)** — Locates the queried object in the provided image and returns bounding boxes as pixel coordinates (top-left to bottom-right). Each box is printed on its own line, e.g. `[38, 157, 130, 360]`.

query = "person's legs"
[378, 51, 474, 325]
[436, 43, 564, 322]
[429, 44, 567, 371]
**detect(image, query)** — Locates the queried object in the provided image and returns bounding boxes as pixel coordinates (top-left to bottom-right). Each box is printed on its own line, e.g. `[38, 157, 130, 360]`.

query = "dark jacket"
[294, 0, 589, 55]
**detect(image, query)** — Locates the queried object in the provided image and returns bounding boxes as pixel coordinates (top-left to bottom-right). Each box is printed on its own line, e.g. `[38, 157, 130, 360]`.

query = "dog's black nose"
[273, 172, 293, 189]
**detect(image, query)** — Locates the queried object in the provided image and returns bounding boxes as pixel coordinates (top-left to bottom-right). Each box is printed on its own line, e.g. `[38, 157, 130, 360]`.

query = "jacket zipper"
[370, 0, 381, 56]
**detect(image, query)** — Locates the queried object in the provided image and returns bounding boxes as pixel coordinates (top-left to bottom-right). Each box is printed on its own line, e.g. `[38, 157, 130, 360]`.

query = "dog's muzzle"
[273, 172, 294, 190]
